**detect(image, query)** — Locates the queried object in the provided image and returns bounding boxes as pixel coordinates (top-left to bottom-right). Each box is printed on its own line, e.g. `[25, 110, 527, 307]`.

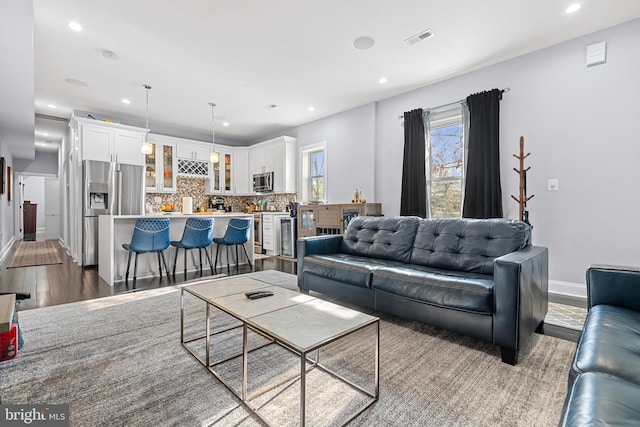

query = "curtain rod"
[397, 87, 510, 120]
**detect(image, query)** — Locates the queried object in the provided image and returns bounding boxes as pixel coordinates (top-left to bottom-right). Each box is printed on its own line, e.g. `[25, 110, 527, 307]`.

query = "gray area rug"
[0, 271, 575, 426]
[545, 302, 587, 331]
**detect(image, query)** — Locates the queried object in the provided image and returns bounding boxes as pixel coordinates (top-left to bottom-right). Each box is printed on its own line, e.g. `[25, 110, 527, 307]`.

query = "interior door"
[45, 178, 60, 240]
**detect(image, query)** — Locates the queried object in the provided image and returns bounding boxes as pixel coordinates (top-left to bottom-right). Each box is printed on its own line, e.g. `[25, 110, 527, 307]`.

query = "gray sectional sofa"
[559, 265, 640, 425]
[297, 216, 548, 364]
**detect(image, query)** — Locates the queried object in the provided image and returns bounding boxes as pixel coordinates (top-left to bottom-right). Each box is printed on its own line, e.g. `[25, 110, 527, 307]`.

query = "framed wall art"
[7, 166, 12, 201]
[0, 157, 5, 194]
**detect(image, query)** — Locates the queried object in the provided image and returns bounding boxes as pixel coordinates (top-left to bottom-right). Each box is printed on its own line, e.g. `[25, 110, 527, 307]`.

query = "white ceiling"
[20, 1, 640, 154]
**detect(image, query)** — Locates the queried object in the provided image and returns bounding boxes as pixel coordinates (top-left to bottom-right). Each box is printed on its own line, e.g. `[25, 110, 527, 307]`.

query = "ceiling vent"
[404, 29, 435, 45]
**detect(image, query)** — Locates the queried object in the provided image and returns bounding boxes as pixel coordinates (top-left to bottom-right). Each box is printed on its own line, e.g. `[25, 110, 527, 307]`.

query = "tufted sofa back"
[340, 216, 420, 263]
[411, 218, 531, 275]
[340, 216, 531, 275]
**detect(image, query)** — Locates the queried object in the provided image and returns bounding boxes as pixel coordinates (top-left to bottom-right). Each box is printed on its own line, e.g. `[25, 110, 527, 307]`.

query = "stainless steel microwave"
[253, 171, 274, 192]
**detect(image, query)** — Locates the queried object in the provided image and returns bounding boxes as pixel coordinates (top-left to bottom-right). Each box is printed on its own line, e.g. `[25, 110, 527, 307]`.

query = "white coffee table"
[181, 275, 379, 426]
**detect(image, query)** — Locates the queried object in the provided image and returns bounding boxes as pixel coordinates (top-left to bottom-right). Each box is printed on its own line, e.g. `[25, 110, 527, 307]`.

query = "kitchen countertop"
[253, 211, 289, 215]
[110, 212, 253, 218]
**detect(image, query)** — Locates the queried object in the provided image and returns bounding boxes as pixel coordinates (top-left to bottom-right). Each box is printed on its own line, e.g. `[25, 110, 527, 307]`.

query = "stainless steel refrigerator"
[82, 160, 145, 266]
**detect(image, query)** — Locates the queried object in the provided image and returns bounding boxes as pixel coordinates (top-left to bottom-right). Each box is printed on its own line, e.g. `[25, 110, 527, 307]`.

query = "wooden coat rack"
[511, 136, 534, 224]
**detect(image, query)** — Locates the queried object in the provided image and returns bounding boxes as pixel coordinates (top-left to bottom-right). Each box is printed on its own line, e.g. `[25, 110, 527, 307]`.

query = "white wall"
[264, 19, 640, 296]
[13, 151, 59, 175]
[0, 142, 15, 259]
[258, 103, 377, 204]
[375, 19, 640, 295]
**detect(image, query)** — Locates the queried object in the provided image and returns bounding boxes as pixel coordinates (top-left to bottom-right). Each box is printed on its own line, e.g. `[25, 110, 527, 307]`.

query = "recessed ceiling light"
[48, 104, 57, 109]
[353, 36, 375, 50]
[565, 3, 581, 13]
[121, 99, 130, 104]
[68, 21, 83, 32]
[223, 121, 230, 127]
[378, 77, 387, 84]
[64, 78, 88, 87]
[308, 106, 315, 112]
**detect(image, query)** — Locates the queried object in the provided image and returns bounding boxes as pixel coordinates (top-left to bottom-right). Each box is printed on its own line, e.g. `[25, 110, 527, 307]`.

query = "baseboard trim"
[0, 236, 17, 265]
[549, 279, 587, 308]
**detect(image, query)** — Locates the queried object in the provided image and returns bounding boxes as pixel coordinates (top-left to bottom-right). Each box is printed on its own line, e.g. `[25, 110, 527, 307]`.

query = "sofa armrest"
[586, 264, 640, 311]
[297, 235, 344, 290]
[493, 246, 549, 360]
[297, 235, 343, 259]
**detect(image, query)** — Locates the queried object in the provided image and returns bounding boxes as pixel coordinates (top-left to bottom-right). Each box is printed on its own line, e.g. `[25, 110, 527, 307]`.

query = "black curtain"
[400, 109, 427, 218]
[463, 89, 503, 218]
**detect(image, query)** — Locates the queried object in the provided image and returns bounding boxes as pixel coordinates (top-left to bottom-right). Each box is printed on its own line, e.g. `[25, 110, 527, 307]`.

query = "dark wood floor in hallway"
[0, 239, 296, 311]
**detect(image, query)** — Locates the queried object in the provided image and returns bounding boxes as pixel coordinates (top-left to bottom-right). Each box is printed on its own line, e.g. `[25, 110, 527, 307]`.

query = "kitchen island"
[98, 213, 254, 286]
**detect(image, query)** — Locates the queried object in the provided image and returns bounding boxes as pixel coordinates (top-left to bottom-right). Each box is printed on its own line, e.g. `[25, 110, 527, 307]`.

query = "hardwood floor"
[0, 238, 296, 311]
[1, 237, 579, 343]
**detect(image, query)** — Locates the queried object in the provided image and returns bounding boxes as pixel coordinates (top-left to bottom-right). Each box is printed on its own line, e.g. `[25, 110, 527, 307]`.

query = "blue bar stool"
[213, 218, 252, 273]
[170, 217, 215, 278]
[122, 218, 171, 285]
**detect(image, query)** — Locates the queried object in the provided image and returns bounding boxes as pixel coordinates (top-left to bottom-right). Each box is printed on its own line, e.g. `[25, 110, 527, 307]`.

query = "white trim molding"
[549, 279, 587, 299]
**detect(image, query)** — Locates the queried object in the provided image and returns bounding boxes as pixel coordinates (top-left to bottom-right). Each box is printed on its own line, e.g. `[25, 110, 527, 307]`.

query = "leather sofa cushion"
[371, 265, 494, 313]
[410, 218, 531, 275]
[301, 254, 405, 289]
[340, 216, 419, 264]
[561, 372, 640, 426]
[570, 304, 640, 387]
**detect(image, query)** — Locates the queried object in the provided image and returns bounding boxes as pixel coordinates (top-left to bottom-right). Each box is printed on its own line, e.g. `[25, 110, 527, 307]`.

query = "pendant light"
[209, 102, 220, 163]
[140, 84, 153, 155]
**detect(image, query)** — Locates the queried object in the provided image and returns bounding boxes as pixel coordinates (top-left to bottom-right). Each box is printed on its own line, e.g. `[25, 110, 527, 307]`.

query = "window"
[426, 106, 466, 218]
[300, 143, 327, 202]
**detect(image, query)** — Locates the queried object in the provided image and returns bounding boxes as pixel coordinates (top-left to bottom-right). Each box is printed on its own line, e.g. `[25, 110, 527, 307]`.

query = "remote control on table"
[245, 290, 274, 299]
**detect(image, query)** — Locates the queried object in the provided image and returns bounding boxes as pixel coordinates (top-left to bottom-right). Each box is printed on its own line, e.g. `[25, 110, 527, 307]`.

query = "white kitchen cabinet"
[261, 213, 290, 255]
[145, 135, 177, 193]
[73, 117, 146, 166]
[233, 147, 250, 194]
[272, 137, 297, 193]
[177, 141, 211, 162]
[249, 136, 297, 193]
[205, 145, 233, 194]
[250, 144, 274, 175]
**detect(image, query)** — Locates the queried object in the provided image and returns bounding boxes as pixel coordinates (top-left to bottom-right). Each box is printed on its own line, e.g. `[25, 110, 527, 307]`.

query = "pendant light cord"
[209, 102, 216, 147]
[144, 84, 152, 134]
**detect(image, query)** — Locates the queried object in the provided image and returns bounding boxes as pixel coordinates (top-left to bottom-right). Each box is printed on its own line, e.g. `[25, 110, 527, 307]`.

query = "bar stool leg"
[198, 247, 203, 274]
[157, 252, 163, 278]
[214, 244, 220, 274]
[226, 245, 231, 273]
[204, 247, 215, 275]
[184, 248, 188, 279]
[235, 245, 240, 270]
[160, 251, 170, 278]
[173, 248, 179, 277]
[241, 243, 252, 269]
[133, 253, 139, 287]
[125, 251, 132, 282]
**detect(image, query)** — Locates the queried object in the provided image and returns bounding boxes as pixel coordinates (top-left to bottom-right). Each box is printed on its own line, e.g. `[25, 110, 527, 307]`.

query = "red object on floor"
[0, 324, 18, 361]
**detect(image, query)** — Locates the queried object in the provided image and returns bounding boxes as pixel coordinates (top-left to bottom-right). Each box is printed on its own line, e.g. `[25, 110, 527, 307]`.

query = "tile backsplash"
[145, 177, 296, 213]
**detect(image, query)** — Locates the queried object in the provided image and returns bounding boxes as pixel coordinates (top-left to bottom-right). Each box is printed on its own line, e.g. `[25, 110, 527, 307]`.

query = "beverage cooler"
[280, 217, 297, 258]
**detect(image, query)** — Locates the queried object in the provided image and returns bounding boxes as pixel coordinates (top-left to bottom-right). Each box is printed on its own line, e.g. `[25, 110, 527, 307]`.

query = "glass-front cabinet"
[206, 147, 233, 194]
[145, 139, 177, 193]
[298, 206, 317, 238]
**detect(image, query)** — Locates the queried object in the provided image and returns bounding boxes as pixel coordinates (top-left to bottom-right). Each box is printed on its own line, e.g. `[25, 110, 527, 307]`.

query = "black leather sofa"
[297, 216, 548, 364]
[559, 265, 640, 425]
